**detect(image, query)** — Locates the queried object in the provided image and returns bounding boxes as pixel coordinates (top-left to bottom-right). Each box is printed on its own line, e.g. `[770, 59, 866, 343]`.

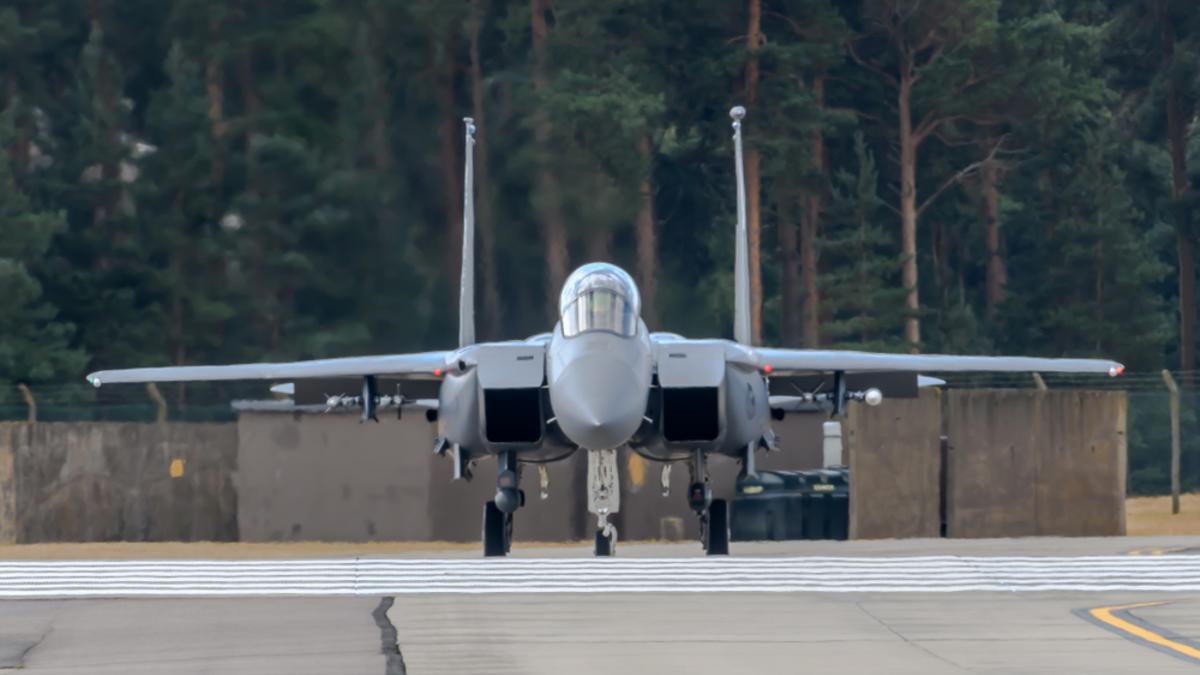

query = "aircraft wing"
[753, 348, 1123, 376]
[86, 351, 450, 387]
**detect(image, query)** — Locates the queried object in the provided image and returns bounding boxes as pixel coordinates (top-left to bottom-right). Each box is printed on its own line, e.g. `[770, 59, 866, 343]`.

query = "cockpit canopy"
[558, 263, 641, 338]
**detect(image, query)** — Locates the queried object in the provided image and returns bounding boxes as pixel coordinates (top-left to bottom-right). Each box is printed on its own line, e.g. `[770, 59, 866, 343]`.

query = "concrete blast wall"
[843, 389, 1127, 539]
[233, 411, 826, 544]
[235, 412, 588, 543]
[0, 422, 237, 543]
[944, 390, 1126, 538]
[845, 390, 943, 539]
[0, 389, 1125, 543]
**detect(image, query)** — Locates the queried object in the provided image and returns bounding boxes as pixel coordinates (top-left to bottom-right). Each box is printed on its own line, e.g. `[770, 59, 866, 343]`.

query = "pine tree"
[752, 0, 851, 347]
[997, 123, 1172, 369]
[0, 107, 85, 384]
[534, 0, 670, 317]
[1102, 0, 1200, 377]
[820, 132, 908, 350]
[849, 0, 1015, 349]
[134, 41, 234, 376]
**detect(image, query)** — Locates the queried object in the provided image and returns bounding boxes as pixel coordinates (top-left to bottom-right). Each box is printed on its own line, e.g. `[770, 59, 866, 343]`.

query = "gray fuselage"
[437, 265, 772, 463]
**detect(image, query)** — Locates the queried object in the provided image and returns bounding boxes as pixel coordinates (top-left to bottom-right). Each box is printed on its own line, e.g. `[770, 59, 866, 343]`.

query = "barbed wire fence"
[0, 371, 1195, 498]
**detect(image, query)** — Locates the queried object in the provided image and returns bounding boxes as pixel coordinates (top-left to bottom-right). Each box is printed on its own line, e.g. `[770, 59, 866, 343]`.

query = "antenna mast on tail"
[730, 106, 752, 346]
[460, 117, 477, 348]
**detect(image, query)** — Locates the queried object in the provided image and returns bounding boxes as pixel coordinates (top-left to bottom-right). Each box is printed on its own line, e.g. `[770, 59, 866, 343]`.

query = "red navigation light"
[1108, 365, 1124, 377]
[763, 364, 774, 375]
[433, 368, 443, 377]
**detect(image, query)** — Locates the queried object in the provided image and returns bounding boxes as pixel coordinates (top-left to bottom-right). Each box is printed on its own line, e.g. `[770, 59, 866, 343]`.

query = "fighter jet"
[87, 107, 1124, 557]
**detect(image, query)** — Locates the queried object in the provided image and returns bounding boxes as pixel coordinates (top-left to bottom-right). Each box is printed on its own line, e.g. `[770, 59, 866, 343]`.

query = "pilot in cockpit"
[558, 263, 641, 338]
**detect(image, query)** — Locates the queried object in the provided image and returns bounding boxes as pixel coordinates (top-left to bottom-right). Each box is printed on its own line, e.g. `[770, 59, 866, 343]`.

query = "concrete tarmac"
[0, 538, 1198, 674]
[390, 592, 1200, 675]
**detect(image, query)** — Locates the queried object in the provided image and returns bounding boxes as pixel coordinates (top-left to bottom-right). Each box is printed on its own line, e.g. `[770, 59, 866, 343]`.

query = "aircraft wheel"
[705, 499, 730, 556]
[505, 511, 514, 554]
[483, 501, 508, 557]
[594, 529, 614, 557]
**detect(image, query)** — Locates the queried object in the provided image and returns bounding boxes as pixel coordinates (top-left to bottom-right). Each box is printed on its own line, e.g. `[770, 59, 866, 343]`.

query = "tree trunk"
[205, 17, 227, 192]
[237, 50, 259, 192]
[366, 51, 394, 173]
[777, 201, 801, 346]
[436, 39, 463, 305]
[800, 74, 826, 348]
[744, 0, 763, 345]
[897, 67, 921, 350]
[468, 0, 504, 338]
[6, 6, 30, 176]
[1094, 237, 1104, 353]
[532, 0, 569, 312]
[6, 68, 29, 177]
[1179, 233, 1195, 377]
[170, 194, 188, 406]
[930, 218, 946, 299]
[800, 199, 820, 348]
[634, 134, 659, 328]
[584, 230, 611, 261]
[981, 154, 1006, 317]
[856, 201, 870, 344]
[1163, 11, 1194, 378]
[86, 8, 120, 268]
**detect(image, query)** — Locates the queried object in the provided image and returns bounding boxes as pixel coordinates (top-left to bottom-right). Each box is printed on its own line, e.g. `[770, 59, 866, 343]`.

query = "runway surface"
[0, 538, 1197, 673]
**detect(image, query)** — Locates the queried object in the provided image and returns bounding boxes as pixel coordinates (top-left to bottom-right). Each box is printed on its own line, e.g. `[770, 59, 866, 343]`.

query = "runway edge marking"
[1075, 601, 1200, 665]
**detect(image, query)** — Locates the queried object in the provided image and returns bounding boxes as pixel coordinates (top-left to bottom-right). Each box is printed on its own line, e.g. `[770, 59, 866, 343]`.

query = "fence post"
[16, 384, 35, 423]
[1162, 370, 1181, 515]
[146, 383, 168, 423]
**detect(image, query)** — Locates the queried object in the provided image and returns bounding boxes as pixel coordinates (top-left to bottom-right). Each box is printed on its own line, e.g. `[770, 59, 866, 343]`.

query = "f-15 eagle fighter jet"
[87, 107, 1123, 557]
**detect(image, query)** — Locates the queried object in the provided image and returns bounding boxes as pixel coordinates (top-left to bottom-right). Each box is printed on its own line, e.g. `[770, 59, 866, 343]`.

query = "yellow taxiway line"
[1087, 601, 1200, 662]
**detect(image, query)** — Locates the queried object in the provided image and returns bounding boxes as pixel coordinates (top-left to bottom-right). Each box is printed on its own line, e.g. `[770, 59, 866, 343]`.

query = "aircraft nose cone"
[551, 359, 645, 450]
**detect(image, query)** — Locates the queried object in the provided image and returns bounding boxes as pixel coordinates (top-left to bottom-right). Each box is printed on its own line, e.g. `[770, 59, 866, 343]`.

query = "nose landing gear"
[588, 448, 620, 557]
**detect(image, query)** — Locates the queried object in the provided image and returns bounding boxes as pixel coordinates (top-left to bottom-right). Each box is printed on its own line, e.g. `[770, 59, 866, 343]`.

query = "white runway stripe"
[0, 556, 1197, 597]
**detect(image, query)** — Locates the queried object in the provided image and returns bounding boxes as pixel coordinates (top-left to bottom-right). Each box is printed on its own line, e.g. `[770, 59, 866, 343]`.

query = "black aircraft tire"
[594, 530, 614, 557]
[483, 501, 507, 557]
[504, 512, 514, 554]
[706, 499, 730, 556]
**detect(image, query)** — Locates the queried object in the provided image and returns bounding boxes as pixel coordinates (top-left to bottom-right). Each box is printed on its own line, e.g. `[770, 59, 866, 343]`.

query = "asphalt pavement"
[0, 537, 1197, 674]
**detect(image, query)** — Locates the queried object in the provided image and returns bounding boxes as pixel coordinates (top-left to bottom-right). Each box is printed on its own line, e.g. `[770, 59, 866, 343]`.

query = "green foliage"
[0, 2, 1194, 466]
[820, 133, 909, 350]
[0, 107, 85, 384]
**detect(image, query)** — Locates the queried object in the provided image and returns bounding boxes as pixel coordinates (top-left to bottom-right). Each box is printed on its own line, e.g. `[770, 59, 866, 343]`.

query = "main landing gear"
[483, 451, 523, 557]
[482, 500, 512, 557]
[689, 449, 729, 556]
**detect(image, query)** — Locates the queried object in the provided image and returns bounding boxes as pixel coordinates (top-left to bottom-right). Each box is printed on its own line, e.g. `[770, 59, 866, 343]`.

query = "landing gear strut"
[483, 452, 521, 557]
[588, 449, 620, 557]
[689, 449, 729, 556]
[482, 501, 512, 557]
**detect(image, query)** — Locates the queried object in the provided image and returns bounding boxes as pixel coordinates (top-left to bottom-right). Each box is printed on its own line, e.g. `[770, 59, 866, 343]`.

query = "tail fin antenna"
[730, 106, 752, 346]
[459, 117, 477, 348]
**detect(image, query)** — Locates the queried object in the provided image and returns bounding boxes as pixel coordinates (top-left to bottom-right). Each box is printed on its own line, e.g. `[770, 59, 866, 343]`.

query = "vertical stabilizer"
[460, 117, 477, 348]
[730, 106, 752, 345]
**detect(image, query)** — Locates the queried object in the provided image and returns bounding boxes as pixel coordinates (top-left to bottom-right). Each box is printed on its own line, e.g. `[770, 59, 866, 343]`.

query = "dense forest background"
[0, 1, 1197, 393]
